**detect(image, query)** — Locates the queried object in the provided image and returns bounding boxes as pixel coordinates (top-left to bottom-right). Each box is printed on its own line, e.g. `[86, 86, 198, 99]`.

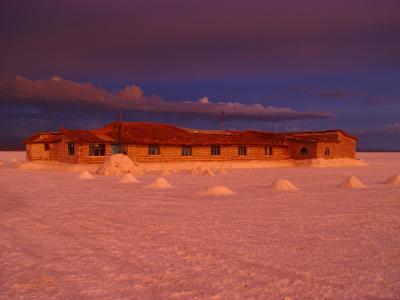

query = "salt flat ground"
[0, 152, 399, 299]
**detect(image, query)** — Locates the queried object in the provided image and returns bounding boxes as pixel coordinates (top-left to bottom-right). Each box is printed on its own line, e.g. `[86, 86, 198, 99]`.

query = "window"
[148, 145, 160, 155]
[324, 148, 330, 156]
[300, 147, 308, 156]
[181, 146, 192, 156]
[44, 143, 50, 151]
[89, 144, 105, 156]
[238, 145, 247, 156]
[111, 144, 127, 154]
[67, 142, 75, 156]
[265, 146, 273, 156]
[211, 145, 220, 156]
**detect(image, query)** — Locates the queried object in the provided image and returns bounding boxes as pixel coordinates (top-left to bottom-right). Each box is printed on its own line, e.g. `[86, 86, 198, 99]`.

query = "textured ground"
[0, 152, 399, 299]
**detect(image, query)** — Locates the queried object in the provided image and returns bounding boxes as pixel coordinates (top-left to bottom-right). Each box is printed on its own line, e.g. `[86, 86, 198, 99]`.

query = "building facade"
[24, 122, 357, 163]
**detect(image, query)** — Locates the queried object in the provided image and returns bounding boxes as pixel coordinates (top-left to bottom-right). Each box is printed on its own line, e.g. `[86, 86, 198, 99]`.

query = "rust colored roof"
[99, 122, 288, 146]
[61, 129, 116, 143]
[286, 129, 358, 142]
[24, 122, 357, 146]
[23, 132, 62, 144]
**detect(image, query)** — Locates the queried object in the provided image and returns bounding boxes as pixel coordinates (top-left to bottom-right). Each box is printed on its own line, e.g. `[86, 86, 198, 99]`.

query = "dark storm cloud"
[0, 75, 333, 122]
[317, 90, 369, 101]
[317, 91, 351, 98]
[298, 85, 399, 107]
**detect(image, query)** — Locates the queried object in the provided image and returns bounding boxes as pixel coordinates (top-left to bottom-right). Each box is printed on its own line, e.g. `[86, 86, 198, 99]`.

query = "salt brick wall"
[26, 144, 32, 161]
[79, 143, 112, 164]
[126, 145, 289, 162]
[28, 141, 112, 163]
[26, 138, 354, 163]
[58, 142, 114, 164]
[267, 146, 289, 158]
[26, 143, 50, 160]
[289, 141, 318, 159]
[289, 135, 356, 160]
[317, 135, 356, 159]
[49, 143, 60, 161]
[57, 139, 79, 163]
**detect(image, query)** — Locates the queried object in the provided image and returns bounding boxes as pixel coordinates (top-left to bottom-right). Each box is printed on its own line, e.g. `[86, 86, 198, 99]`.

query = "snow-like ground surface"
[0, 152, 399, 299]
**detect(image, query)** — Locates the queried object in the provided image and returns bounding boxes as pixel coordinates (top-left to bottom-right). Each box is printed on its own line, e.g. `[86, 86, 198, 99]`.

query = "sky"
[1, 0, 400, 150]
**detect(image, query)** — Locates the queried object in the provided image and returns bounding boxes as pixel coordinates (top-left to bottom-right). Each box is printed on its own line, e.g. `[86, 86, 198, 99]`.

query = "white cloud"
[198, 96, 209, 104]
[117, 85, 144, 101]
[385, 122, 400, 133]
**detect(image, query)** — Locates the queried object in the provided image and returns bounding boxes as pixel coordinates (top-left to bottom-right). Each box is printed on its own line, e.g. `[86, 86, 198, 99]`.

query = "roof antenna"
[117, 112, 125, 152]
[221, 111, 225, 130]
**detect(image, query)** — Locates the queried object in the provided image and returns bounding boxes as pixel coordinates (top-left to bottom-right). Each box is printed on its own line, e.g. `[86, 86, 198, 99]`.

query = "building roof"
[99, 122, 288, 146]
[24, 122, 357, 145]
[23, 132, 62, 144]
[61, 129, 116, 143]
[286, 129, 358, 142]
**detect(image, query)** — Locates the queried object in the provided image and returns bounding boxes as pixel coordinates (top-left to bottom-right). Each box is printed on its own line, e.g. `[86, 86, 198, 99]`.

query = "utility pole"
[117, 112, 125, 154]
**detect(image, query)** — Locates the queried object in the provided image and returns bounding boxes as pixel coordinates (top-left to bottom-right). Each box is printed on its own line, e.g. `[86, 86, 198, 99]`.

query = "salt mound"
[201, 186, 236, 196]
[0, 160, 4, 166]
[190, 167, 215, 176]
[79, 171, 94, 180]
[203, 169, 215, 176]
[384, 174, 400, 186]
[190, 167, 202, 175]
[11, 158, 17, 162]
[270, 179, 298, 191]
[120, 173, 139, 183]
[148, 177, 172, 189]
[161, 170, 172, 176]
[97, 154, 144, 176]
[216, 168, 228, 175]
[339, 175, 365, 189]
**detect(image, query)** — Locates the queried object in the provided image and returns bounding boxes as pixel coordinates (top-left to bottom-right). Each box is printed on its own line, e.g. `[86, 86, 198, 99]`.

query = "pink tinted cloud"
[0, 75, 333, 121]
[385, 122, 400, 133]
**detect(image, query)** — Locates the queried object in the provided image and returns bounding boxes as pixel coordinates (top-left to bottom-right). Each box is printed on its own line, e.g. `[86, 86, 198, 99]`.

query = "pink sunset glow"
[1, 1, 400, 299]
